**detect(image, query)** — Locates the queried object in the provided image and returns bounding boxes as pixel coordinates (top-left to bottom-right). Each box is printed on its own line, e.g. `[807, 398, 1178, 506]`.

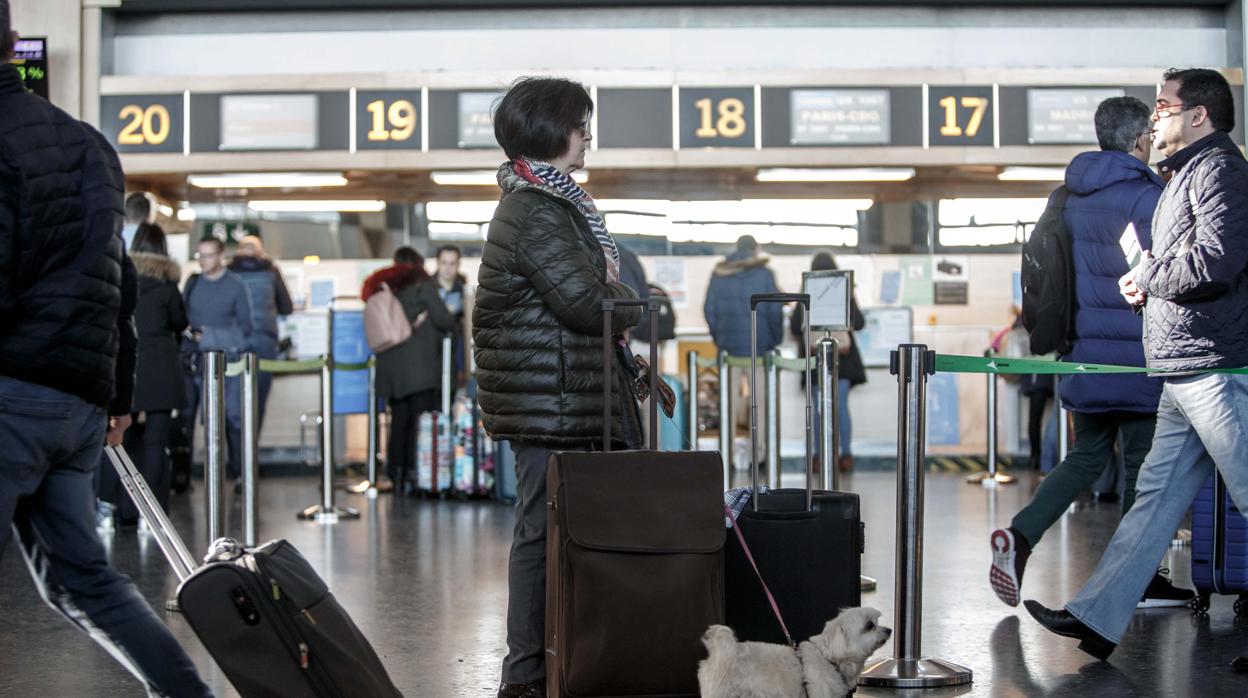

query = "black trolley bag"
[724, 293, 864, 644]
[545, 298, 726, 698]
[103, 445, 404, 698]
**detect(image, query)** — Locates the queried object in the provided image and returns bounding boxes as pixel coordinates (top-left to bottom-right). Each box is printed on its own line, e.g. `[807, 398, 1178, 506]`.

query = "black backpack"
[635, 283, 677, 343]
[1020, 187, 1075, 355]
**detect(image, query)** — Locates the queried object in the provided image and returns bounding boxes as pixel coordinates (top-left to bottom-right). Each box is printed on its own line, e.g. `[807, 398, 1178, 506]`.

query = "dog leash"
[724, 504, 796, 649]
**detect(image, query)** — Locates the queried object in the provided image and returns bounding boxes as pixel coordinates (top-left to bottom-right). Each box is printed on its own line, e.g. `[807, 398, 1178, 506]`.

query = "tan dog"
[697, 608, 892, 698]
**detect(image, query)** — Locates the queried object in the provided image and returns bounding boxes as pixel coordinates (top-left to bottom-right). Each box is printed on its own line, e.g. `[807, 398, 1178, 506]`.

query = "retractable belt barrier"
[223, 357, 371, 377]
[935, 352, 1248, 376]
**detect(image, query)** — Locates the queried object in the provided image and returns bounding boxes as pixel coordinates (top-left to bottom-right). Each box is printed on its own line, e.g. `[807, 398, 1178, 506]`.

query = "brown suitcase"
[545, 299, 726, 698]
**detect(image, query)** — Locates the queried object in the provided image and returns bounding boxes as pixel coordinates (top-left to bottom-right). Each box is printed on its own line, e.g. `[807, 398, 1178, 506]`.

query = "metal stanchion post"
[718, 351, 733, 490]
[349, 355, 384, 497]
[860, 345, 973, 689]
[442, 335, 453, 415]
[764, 350, 781, 490]
[202, 351, 226, 547]
[1057, 375, 1069, 461]
[299, 352, 360, 523]
[241, 353, 260, 547]
[686, 350, 699, 451]
[817, 337, 837, 492]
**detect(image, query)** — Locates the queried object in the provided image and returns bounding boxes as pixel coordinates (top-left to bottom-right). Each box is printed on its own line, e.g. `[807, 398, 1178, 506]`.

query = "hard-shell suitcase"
[103, 445, 404, 698]
[1191, 472, 1248, 615]
[659, 374, 687, 452]
[545, 298, 725, 698]
[724, 293, 864, 645]
[416, 411, 452, 496]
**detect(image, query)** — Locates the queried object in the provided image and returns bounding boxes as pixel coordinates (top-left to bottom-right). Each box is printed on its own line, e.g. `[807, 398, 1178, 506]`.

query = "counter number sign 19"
[356, 91, 423, 150]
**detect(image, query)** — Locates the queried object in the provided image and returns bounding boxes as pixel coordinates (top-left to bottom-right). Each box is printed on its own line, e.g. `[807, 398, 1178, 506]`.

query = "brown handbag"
[545, 298, 726, 698]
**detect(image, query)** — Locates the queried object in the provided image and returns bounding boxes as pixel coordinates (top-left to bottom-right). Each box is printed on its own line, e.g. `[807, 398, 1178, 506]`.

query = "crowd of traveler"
[4, 0, 1248, 688]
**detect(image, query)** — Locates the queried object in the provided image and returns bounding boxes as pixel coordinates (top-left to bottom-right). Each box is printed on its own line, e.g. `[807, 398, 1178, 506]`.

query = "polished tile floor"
[1, 470, 1244, 697]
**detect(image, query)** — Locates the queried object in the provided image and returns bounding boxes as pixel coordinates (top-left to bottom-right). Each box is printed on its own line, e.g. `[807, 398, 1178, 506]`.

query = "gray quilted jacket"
[1136, 132, 1248, 371]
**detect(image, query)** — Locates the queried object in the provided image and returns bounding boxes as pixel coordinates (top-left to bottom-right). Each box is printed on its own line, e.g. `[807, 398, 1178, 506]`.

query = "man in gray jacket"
[1025, 68, 1248, 664]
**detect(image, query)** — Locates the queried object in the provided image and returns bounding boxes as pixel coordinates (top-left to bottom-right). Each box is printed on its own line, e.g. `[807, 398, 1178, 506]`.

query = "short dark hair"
[131, 223, 168, 256]
[493, 77, 593, 161]
[1094, 96, 1152, 153]
[124, 192, 152, 224]
[394, 246, 423, 266]
[811, 251, 838, 271]
[1163, 68, 1235, 132]
[0, 1, 12, 60]
[436, 244, 462, 261]
[197, 236, 225, 254]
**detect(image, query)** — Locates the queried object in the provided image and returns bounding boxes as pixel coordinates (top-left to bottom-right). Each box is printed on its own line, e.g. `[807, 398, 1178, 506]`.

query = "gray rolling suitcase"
[104, 445, 404, 698]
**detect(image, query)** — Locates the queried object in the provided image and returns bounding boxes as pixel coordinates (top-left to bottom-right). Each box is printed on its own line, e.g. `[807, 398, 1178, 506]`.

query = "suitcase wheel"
[1193, 593, 1212, 615]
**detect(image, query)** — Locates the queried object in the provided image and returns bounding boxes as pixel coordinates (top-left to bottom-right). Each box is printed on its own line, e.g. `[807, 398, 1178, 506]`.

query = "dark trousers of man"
[1012, 410, 1157, 547]
[98, 410, 174, 521]
[0, 376, 211, 697]
[386, 389, 439, 487]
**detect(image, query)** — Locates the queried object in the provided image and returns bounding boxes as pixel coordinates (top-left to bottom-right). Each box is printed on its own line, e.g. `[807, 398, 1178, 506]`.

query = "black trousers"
[97, 410, 174, 522]
[386, 389, 439, 485]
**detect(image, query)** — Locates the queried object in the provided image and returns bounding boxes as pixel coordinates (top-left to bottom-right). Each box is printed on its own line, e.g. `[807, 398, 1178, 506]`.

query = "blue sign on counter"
[925, 372, 960, 446]
[332, 310, 372, 415]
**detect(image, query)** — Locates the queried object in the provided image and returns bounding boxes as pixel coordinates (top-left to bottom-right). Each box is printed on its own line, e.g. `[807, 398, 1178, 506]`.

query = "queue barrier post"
[348, 355, 384, 497]
[202, 351, 227, 548]
[241, 353, 260, 546]
[859, 344, 973, 689]
[968, 352, 1015, 487]
[717, 351, 733, 490]
[686, 350, 699, 451]
[764, 350, 782, 490]
[298, 351, 360, 523]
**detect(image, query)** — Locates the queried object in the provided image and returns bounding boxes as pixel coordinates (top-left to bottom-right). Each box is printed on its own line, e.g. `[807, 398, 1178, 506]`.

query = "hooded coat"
[1058, 149, 1164, 413]
[130, 252, 189, 412]
[362, 264, 456, 402]
[704, 250, 783, 358]
[228, 253, 292, 351]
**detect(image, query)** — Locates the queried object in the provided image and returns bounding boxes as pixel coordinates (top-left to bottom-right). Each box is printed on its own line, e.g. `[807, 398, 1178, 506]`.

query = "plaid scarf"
[498, 158, 620, 282]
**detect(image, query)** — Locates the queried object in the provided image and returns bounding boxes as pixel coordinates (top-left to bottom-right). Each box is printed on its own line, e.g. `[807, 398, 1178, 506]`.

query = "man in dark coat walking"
[0, 5, 210, 694]
[990, 96, 1191, 610]
[1025, 68, 1248, 665]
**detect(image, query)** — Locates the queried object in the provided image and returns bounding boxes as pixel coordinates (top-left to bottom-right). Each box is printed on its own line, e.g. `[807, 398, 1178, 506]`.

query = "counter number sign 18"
[680, 87, 754, 148]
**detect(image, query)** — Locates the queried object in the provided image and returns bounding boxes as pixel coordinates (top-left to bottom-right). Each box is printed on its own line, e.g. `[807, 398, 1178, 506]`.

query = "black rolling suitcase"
[724, 293, 864, 645]
[104, 445, 404, 698]
[545, 299, 726, 698]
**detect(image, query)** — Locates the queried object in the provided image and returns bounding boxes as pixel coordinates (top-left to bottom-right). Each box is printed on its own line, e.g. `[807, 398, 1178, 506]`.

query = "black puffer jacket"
[131, 252, 188, 412]
[1136, 132, 1248, 371]
[474, 188, 642, 447]
[0, 64, 135, 413]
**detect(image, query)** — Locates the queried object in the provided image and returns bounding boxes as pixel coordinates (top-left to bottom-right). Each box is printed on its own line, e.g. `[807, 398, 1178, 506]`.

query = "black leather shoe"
[497, 680, 545, 698]
[1023, 600, 1116, 661]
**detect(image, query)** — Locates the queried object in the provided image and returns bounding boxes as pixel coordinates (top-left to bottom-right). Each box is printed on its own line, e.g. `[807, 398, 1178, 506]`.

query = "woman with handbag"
[472, 77, 644, 698]
[792, 251, 866, 473]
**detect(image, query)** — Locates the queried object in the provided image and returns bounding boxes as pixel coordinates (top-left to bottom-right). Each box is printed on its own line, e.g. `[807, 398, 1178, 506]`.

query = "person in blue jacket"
[704, 235, 783, 358]
[989, 96, 1193, 611]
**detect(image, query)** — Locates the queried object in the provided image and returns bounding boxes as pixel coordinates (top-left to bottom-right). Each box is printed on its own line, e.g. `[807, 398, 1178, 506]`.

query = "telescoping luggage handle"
[749, 293, 814, 511]
[104, 445, 199, 582]
[602, 298, 664, 453]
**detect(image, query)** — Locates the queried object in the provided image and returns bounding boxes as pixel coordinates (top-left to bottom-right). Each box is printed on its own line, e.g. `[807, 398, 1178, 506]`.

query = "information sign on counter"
[790, 89, 889, 145]
[679, 87, 755, 148]
[857, 307, 913, 368]
[803, 270, 853, 330]
[457, 91, 503, 148]
[101, 94, 186, 154]
[356, 90, 422, 150]
[1027, 88, 1124, 144]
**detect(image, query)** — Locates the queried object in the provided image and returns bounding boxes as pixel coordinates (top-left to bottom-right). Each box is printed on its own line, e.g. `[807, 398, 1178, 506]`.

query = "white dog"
[697, 608, 892, 698]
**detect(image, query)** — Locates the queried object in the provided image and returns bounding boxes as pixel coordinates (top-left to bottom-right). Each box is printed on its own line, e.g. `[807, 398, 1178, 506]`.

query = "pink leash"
[725, 505, 796, 648]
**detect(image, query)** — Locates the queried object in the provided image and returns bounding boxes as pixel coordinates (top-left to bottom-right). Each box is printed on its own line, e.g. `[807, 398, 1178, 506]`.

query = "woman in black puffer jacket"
[474, 77, 641, 698]
[99, 224, 188, 523]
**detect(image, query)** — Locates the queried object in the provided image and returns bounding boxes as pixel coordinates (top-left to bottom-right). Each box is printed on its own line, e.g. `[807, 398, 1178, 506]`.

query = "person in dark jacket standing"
[473, 77, 641, 698]
[791, 252, 866, 473]
[1026, 69, 1248, 664]
[990, 96, 1191, 610]
[0, 6, 210, 694]
[229, 234, 293, 429]
[434, 244, 469, 388]
[705, 235, 783, 358]
[98, 224, 188, 523]
[361, 247, 455, 493]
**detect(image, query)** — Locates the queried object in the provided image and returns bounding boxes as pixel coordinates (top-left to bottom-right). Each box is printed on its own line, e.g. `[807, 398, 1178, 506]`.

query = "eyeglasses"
[1153, 103, 1196, 119]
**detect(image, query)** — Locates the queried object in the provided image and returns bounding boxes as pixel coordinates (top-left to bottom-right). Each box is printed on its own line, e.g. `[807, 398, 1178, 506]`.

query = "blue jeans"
[811, 378, 853, 458]
[0, 377, 211, 697]
[1066, 373, 1248, 644]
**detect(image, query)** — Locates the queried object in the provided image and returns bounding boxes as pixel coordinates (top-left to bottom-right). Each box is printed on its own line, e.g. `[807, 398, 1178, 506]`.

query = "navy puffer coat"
[1058, 150, 1164, 413]
[1137, 132, 1248, 372]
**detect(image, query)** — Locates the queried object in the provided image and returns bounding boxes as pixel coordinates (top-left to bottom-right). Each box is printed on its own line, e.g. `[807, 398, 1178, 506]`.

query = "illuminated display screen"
[220, 94, 318, 151]
[1028, 88, 1125, 144]
[457, 92, 502, 149]
[790, 89, 890, 145]
[13, 38, 47, 100]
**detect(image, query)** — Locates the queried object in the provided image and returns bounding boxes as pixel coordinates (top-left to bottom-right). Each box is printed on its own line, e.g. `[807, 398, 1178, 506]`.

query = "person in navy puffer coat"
[990, 96, 1191, 612]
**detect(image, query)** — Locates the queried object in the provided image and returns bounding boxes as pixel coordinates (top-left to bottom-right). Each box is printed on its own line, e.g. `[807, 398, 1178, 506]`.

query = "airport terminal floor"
[0, 469, 1241, 697]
